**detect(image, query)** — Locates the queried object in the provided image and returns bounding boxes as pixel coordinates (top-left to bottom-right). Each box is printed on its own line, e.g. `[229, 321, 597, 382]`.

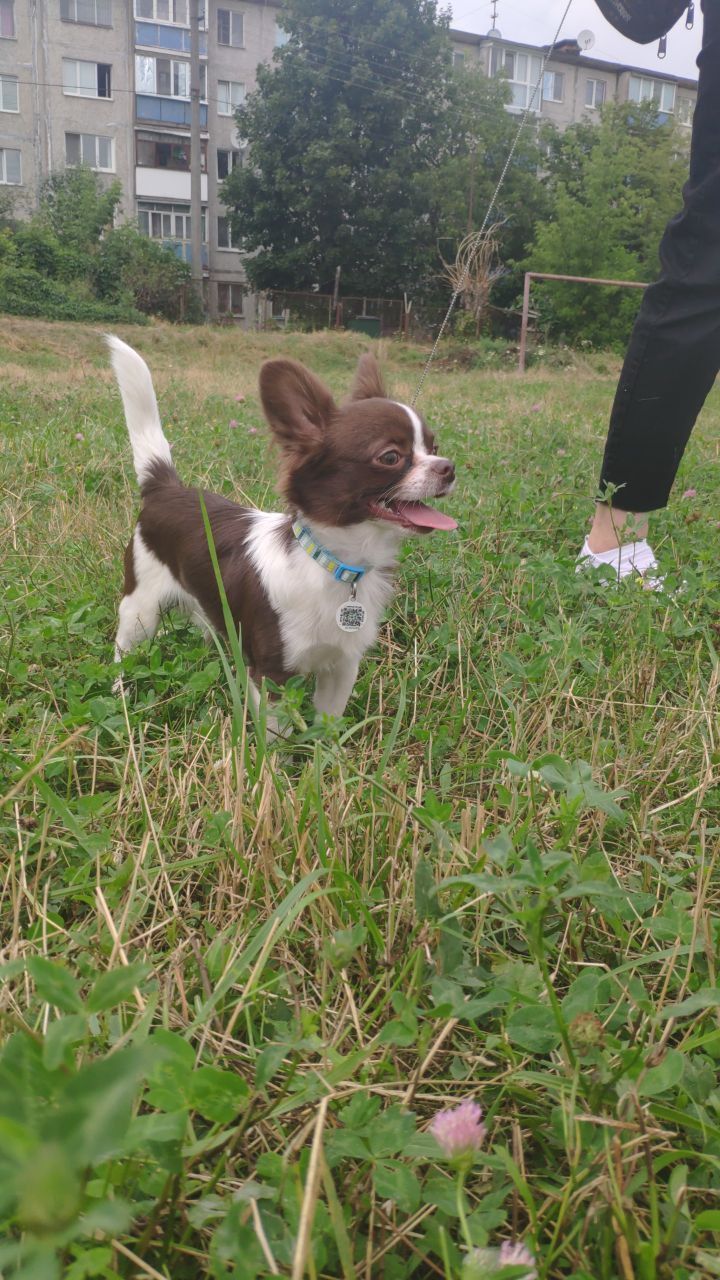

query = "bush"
[0, 265, 146, 324]
[94, 224, 202, 323]
[0, 168, 202, 325]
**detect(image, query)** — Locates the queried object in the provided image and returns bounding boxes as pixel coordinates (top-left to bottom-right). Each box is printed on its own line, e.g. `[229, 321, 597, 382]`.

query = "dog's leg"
[313, 658, 360, 720]
[114, 529, 175, 662]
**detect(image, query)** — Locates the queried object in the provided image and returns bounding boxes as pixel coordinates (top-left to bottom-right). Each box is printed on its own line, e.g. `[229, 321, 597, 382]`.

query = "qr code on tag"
[336, 602, 366, 632]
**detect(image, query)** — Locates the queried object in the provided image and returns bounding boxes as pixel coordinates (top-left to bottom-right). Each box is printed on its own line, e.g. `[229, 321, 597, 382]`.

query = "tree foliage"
[0, 168, 199, 324]
[223, 0, 546, 301]
[528, 102, 688, 346]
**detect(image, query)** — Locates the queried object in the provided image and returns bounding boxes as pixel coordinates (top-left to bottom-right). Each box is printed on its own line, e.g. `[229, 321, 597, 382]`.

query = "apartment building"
[0, 0, 283, 319]
[0, 2, 699, 323]
[450, 30, 698, 131]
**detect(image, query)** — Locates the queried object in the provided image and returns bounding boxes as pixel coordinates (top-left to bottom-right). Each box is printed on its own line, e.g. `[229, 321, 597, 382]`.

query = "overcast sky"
[449, 0, 701, 80]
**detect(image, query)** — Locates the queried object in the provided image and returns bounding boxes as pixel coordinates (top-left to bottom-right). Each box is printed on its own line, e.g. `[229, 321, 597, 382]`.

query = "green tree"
[527, 102, 687, 346]
[223, 0, 468, 297]
[419, 65, 549, 312]
[38, 167, 121, 257]
[94, 223, 201, 323]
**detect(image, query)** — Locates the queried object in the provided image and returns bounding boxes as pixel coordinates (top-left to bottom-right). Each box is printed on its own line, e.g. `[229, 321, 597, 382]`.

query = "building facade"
[1, 0, 285, 320]
[0, 2, 699, 324]
[450, 29, 697, 132]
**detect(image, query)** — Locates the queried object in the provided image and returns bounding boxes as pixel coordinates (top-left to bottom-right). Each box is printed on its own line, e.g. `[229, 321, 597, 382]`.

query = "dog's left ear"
[348, 353, 387, 401]
[259, 358, 336, 455]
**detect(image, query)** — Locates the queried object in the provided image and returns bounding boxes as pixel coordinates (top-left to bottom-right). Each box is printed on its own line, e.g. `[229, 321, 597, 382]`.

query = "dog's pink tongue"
[395, 501, 458, 531]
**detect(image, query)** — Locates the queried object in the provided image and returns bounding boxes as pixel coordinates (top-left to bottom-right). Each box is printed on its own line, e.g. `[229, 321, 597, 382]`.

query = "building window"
[217, 148, 240, 179]
[0, 147, 21, 184]
[452, 50, 465, 67]
[61, 0, 112, 25]
[62, 59, 112, 98]
[65, 132, 114, 170]
[217, 215, 236, 249]
[138, 200, 207, 246]
[135, 0, 189, 22]
[543, 70, 564, 103]
[217, 282, 244, 315]
[585, 78, 607, 109]
[628, 74, 676, 114]
[136, 130, 206, 171]
[217, 7, 243, 46]
[217, 79, 244, 116]
[135, 54, 205, 99]
[275, 23, 290, 47]
[0, 73, 18, 111]
[490, 46, 543, 111]
[677, 94, 694, 126]
[0, 1, 14, 38]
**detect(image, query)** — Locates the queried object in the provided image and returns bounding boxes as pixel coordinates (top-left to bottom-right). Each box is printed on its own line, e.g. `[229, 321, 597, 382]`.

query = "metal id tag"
[336, 584, 367, 632]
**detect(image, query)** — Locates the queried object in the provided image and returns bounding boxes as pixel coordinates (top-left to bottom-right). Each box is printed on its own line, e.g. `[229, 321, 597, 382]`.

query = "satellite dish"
[577, 28, 596, 49]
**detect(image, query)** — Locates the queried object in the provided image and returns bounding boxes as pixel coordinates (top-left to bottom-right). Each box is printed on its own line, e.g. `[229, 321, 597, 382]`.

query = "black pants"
[600, 0, 720, 511]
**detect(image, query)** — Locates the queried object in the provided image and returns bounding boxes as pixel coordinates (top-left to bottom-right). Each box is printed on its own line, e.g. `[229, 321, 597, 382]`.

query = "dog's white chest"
[246, 514, 396, 675]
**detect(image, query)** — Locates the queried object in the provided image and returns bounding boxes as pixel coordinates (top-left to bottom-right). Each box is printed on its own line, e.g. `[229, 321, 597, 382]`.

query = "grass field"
[1, 316, 720, 1280]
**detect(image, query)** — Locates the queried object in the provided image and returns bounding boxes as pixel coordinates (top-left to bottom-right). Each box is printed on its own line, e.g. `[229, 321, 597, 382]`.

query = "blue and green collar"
[292, 518, 366, 585]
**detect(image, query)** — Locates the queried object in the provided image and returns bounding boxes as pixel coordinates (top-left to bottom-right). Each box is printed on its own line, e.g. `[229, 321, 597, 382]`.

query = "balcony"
[136, 166, 208, 201]
[163, 240, 209, 268]
[136, 94, 208, 126]
[135, 21, 208, 53]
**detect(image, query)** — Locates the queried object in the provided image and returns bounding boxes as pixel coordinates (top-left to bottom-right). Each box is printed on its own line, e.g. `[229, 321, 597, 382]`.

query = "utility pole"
[189, 0, 204, 313]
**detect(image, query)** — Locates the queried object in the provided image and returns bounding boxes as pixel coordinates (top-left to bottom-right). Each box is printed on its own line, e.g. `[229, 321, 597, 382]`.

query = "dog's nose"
[433, 458, 455, 484]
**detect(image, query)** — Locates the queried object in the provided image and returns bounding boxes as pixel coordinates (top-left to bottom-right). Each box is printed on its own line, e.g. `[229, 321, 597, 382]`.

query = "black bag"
[593, 0, 690, 44]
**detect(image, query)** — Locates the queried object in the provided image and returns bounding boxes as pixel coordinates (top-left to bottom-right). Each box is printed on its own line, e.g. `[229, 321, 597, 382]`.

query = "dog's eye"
[378, 450, 401, 466]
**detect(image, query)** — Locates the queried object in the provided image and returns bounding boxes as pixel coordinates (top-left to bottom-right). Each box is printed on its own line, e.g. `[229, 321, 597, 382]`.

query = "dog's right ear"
[259, 359, 336, 454]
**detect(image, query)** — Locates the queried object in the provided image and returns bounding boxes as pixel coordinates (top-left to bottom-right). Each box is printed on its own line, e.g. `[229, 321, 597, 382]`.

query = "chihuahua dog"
[109, 336, 456, 721]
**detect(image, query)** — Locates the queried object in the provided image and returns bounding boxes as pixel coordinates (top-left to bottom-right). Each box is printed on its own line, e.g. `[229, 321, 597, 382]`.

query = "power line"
[412, 0, 575, 404]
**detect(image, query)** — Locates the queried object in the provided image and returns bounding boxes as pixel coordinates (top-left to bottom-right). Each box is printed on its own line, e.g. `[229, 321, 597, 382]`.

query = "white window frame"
[135, 54, 205, 100]
[62, 58, 112, 99]
[585, 78, 607, 110]
[65, 132, 114, 172]
[452, 50, 465, 68]
[0, 0, 15, 39]
[217, 148, 240, 180]
[628, 74, 676, 114]
[134, 0, 189, 24]
[217, 79, 244, 116]
[217, 7, 243, 47]
[543, 70, 564, 103]
[0, 72, 18, 111]
[216, 214, 236, 250]
[0, 147, 21, 184]
[491, 46, 543, 112]
[137, 200, 207, 244]
[60, 0, 112, 26]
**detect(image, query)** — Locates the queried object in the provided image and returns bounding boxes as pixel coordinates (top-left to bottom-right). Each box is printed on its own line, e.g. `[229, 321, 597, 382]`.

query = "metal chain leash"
[412, 0, 575, 407]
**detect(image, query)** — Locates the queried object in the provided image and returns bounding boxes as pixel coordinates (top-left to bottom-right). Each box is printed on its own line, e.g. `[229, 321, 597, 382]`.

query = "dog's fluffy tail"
[106, 335, 174, 488]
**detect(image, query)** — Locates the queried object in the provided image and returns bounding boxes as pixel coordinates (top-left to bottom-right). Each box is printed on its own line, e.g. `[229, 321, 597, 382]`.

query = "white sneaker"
[576, 538, 664, 590]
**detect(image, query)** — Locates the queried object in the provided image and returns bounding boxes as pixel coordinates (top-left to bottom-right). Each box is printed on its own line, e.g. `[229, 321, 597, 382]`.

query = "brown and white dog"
[109, 336, 456, 722]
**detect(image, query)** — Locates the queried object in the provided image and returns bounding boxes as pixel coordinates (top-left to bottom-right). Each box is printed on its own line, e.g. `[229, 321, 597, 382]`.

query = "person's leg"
[584, 0, 720, 563]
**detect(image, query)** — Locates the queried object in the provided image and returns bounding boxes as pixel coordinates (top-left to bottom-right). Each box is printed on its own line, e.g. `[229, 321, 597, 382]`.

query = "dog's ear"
[348, 352, 387, 401]
[259, 359, 336, 453]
